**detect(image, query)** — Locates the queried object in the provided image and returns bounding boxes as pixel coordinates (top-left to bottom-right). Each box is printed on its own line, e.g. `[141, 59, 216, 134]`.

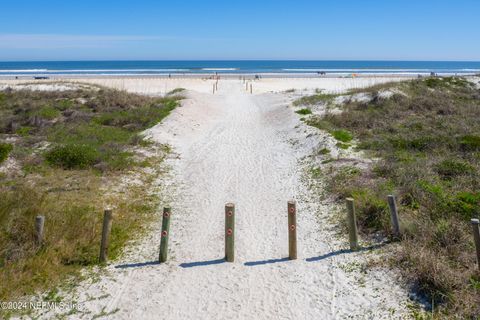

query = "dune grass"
[295, 108, 312, 115]
[0, 85, 181, 316]
[292, 91, 337, 106]
[301, 77, 480, 318]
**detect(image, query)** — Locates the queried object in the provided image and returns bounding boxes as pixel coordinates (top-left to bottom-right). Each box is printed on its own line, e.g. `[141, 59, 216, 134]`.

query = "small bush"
[295, 108, 312, 115]
[45, 144, 98, 169]
[37, 105, 60, 120]
[56, 99, 74, 111]
[0, 143, 13, 164]
[352, 188, 389, 231]
[332, 129, 353, 143]
[15, 127, 33, 137]
[460, 135, 480, 151]
[435, 159, 474, 179]
[318, 148, 330, 155]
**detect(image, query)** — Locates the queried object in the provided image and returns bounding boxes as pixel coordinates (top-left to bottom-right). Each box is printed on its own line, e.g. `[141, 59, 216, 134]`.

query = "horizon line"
[1, 59, 480, 63]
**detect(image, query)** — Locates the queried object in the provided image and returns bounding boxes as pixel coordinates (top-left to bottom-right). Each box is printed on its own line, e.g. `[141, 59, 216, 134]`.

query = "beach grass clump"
[167, 87, 185, 95]
[293, 92, 337, 106]
[332, 129, 353, 143]
[0, 85, 180, 313]
[0, 143, 13, 164]
[305, 76, 480, 318]
[295, 108, 312, 115]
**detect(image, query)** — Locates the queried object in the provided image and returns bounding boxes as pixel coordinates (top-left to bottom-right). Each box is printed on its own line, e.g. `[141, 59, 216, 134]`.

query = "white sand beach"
[3, 76, 413, 319]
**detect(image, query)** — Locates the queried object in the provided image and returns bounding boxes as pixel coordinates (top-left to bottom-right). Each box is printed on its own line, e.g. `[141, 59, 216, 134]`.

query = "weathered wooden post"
[250, 83, 253, 94]
[35, 215, 45, 246]
[471, 219, 480, 271]
[245, 82, 248, 91]
[225, 203, 235, 262]
[387, 195, 401, 238]
[346, 198, 359, 250]
[159, 207, 171, 263]
[288, 200, 297, 260]
[213, 83, 215, 94]
[99, 209, 113, 263]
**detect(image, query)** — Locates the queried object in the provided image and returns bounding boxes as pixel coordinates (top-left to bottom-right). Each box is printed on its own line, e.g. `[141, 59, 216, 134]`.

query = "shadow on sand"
[179, 258, 226, 268]
[306, 243, 387, 262]
[244, 257, 290, 267]
[113, 243, 388, 269]
[114, 261, 160, 269]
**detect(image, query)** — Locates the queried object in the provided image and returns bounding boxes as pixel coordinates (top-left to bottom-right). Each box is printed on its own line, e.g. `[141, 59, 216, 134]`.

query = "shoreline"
[0, 72, 478, 81]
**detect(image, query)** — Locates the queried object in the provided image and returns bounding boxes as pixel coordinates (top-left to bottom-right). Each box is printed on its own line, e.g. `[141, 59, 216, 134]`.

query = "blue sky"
[0, 0, 478, 61]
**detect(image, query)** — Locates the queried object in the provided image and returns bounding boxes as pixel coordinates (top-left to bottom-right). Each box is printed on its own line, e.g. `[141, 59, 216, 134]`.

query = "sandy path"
[37, 79, 410, 319]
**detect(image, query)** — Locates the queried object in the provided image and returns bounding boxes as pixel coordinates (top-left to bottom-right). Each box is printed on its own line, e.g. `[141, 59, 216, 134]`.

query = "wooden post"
[472, 219, 480, 271]
[213, 83, 215, 94]
[346, 198, 359, 250]
[245, 82, 248, 91]
[159, 207, 171, 263]
[225, 203, 235, 262]
[387, 195, 401, 238]
[250, 83, 253, 94]
[99, 209, 113, 263]
[288, 200, 297, 260]
[35, 215, 45, 246]
[216, 81, 218, 91]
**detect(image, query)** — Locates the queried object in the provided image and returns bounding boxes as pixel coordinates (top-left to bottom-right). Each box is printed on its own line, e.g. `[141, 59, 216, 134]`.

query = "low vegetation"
[299, 77, 480, 318]
[167, 87, 185, 95]
[0, 84, 182, 316]
[292, 91, 337, 106]
[295, 108, 312, 115]
[0, 142, 13, 164]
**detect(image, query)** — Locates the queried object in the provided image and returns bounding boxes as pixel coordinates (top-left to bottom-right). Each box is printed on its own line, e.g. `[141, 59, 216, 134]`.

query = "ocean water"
[0, 60, 479, 76]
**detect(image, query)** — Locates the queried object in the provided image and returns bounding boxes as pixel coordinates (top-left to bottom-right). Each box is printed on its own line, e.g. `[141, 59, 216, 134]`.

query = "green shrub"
[351, 188, 389, 230]
[460, 135, 480, 151]
[295, 108, 312, 115]
[56, 99, 74, 111]
[388, 136, 434, 151]
[449, 192, 480, 218]
[45, 144, 98, 169]
[37, 105, 60, 120]
[435, 159, 474, 179]
[0, 143, 13, 164]
[332, 129, 353, 143]
[318, 148, 330, 155]
[15, 126, 33, 137]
